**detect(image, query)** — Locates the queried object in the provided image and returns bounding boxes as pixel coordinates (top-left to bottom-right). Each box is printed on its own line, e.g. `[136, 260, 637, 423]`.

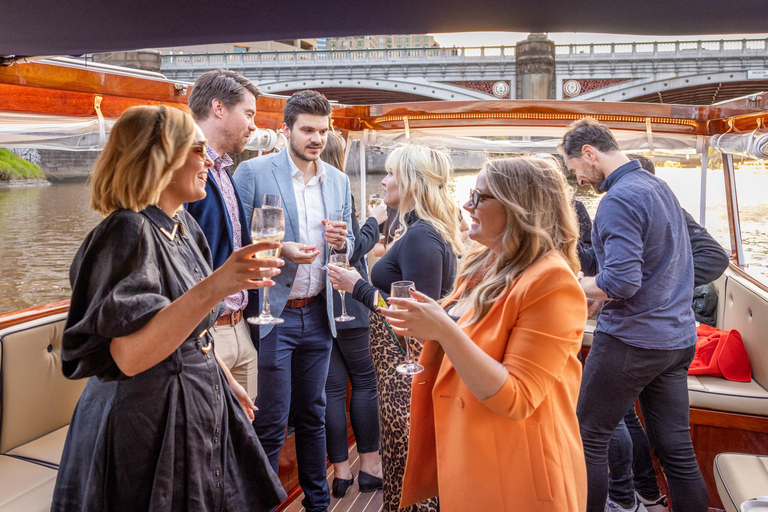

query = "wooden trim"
[690, 407, 768, 433]
[0, 300, 69, 331]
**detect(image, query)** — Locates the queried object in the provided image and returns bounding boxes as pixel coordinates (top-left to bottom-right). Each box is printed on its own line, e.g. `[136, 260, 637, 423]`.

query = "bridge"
[160, 38, 768, 105]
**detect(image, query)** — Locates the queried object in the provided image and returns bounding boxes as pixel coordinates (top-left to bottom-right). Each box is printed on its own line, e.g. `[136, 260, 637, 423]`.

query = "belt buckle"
[199, 329, 212, 354]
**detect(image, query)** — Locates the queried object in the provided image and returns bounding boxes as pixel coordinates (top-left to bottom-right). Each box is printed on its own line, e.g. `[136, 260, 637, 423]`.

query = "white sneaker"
[635, 492, 670, 512]
[605, 497, 649, 512]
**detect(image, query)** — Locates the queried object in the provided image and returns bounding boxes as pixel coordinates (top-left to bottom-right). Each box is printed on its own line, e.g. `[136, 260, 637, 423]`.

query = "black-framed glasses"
[469, 188, 495, 209]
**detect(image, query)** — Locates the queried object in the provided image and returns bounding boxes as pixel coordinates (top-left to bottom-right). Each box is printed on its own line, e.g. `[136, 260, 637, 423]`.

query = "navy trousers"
[254, 297, 332, 512]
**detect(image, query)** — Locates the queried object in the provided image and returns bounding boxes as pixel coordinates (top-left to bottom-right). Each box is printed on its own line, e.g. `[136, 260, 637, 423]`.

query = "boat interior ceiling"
[1, 0, 768, 57]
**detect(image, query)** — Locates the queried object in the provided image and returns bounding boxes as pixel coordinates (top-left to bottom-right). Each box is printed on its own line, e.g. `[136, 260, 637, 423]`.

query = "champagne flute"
[369, 194, 382, 209]
[325, 209, 344, 255]
[390, 281, 424, 375]
[247, 207, 285, 325]
[329, 253, 355, 322]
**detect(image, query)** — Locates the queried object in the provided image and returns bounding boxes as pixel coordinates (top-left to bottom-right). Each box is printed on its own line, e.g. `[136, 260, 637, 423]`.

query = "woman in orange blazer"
[381, 156, 588, 512]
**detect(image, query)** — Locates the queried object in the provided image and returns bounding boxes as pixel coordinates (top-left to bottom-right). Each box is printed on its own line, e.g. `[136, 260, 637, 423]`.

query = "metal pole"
[698, 135, 708, 226]
[722, 153, 745, 265]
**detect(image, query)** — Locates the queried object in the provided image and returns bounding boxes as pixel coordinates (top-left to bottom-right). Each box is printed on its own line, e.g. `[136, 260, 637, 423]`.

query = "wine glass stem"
[261, 283, 272, 317]
[404, 335, 414, 365]
[340, 290, 348, 317]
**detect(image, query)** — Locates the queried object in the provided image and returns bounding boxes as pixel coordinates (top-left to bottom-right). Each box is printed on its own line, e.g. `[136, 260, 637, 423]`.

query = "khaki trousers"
[213, 318, 258, 400]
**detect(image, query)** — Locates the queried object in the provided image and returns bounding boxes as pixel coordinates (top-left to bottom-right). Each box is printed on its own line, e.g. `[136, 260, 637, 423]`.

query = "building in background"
[154, 39, 317, 54]
[325, 34, 439, 50]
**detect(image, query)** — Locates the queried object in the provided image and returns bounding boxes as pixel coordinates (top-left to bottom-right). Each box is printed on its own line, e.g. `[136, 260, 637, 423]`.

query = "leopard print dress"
[369, 311, 440, 512]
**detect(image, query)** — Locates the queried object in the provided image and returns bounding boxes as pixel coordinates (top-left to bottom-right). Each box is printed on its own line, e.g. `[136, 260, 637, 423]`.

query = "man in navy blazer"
[234, 91, 354, 512]
[186, 69, 264, 403]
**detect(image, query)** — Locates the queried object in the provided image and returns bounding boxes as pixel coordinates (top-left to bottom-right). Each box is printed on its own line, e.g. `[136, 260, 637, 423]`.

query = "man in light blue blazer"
[234, 91, 354, 512]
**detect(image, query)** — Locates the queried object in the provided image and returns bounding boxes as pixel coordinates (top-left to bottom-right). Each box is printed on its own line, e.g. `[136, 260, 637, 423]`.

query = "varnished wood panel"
[689, 408, 768, 509]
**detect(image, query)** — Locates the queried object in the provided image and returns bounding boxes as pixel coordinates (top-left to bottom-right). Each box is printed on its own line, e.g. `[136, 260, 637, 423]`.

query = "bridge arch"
[256, 78, 495, 102]
[573, 71, 764, 103]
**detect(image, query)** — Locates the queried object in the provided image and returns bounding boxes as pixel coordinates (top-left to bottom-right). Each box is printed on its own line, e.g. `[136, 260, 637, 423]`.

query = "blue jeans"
[254, 297, 332, 512]
[325, 327, 380, 463]
[608, 405, 662, 504]
[577, 332, 707, 512]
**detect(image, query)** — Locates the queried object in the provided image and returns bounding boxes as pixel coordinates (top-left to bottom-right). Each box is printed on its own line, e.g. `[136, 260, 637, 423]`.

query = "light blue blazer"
[233, 149, 354, 338]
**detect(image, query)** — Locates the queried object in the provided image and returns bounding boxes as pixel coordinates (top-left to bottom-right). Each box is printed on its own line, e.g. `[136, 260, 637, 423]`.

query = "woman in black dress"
[53, 106, 286, 511]
[328, 143, 463, 512]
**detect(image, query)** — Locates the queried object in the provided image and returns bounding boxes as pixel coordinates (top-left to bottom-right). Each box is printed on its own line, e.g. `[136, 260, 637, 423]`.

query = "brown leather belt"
[285, 295, 317, 309]
[215, 309, 243, 326]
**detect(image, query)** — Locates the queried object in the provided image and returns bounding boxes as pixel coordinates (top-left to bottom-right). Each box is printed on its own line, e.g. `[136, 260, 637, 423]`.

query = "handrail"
[0, 300, 69, 330]
[160, 38, 768, 68]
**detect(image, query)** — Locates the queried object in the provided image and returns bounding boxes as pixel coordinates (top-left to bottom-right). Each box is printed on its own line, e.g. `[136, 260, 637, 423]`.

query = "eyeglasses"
[469, 188, 495, 209]
[190, 142, 209, 159]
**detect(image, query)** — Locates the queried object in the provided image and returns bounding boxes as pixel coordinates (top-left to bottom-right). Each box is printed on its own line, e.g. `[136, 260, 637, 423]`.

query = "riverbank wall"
[36, 150, 99, 182]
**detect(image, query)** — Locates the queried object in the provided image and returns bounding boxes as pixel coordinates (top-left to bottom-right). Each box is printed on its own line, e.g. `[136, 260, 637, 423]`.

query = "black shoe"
[357, 470, 383, 493]
[332, 475, 354, 498]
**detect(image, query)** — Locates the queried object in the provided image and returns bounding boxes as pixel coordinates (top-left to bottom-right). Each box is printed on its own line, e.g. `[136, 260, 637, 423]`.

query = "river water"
[1, 165, 767, 314]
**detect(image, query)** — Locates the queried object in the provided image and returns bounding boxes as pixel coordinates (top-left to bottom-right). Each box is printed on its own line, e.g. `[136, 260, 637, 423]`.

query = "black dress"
[53, 206, 286, 512]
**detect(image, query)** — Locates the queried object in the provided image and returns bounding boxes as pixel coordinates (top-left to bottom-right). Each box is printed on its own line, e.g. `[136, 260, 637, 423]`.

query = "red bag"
[689, 324, 751, 382]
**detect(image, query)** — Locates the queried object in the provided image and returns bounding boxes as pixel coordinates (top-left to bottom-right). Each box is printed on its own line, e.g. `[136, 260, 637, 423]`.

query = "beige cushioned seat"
[0, 455, 57, 512]
[687, 275, 768, 417]
[6, 426, 69, 467]
[0, 314, 85, 456]
[0, 313, 86, 509]
[715, 453, 768, 512]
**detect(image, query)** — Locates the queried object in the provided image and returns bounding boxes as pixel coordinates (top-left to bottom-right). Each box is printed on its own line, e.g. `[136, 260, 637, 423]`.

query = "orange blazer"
[400, 252, 588, 512]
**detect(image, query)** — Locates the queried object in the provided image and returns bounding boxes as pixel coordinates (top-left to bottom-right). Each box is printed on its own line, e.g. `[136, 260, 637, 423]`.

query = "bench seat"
[6, 426, 68, 468]
[688, 376, 768, 417]
[0, 455, 57, 512]
[715, 453, 768, 512]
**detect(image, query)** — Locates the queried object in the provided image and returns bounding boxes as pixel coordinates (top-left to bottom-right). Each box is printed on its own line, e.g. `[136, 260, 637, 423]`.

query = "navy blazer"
[185, 164, 261, 343]
[234, 149, 354, 339]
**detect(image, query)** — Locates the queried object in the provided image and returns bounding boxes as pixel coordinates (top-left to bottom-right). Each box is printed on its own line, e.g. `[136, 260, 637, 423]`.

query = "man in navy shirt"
[560, 118, 707, 512]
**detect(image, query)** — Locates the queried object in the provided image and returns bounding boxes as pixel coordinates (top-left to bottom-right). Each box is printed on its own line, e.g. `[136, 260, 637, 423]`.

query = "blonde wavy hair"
[386, 143, 463, 255]
[452, 156, 580, 325]
[90, 105, 195, 216]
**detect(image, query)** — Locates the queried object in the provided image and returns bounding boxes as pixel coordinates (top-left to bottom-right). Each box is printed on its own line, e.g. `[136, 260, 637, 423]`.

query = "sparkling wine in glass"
[325, 209, 344, 255]
[329, 253, 355, 322]
[248, 207, 285, 325]
[369, 194, 382, 209]
[390, 280, 424, 375]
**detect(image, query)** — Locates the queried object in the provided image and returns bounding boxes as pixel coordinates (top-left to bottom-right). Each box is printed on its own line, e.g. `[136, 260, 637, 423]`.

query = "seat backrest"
[711, 272, 728, 329]
[720, 275, 768, 390]
[0, 313, 86, 453]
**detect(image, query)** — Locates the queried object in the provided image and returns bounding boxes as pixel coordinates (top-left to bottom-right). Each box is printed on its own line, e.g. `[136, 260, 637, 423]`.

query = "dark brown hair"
[283, 90, 332, 130]
[188, 69, 261, 121]
[559, 117, 620, 158]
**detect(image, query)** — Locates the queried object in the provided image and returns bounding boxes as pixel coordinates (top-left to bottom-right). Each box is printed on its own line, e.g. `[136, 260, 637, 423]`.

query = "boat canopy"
[1, 0, 768, 57]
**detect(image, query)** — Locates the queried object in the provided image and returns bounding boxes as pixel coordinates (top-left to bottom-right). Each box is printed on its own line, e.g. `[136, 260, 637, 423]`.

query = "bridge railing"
[160, 46, 517, 67]
[160, 38, 768, 69]
[555, 38, 768, 56]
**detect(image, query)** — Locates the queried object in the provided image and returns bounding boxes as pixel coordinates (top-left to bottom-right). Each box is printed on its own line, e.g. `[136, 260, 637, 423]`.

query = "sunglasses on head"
[469, 188, 495, 209]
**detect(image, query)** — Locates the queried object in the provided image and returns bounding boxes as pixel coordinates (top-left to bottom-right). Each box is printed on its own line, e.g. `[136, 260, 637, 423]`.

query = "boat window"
[731, 156, 768, 285]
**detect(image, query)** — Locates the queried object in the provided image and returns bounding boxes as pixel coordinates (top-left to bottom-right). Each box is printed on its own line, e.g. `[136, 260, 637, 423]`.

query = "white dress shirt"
[288, 155, 328, 300]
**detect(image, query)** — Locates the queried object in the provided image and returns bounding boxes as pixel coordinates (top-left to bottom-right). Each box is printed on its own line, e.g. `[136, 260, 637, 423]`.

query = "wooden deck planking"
[284, 443, 383, 512]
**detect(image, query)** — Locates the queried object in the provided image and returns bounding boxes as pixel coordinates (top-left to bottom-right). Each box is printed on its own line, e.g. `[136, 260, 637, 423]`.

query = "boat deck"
[282, 442, 384, 512]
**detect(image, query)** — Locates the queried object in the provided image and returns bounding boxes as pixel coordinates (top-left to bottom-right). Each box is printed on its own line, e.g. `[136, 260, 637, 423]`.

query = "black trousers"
[577, 332, 708, 512]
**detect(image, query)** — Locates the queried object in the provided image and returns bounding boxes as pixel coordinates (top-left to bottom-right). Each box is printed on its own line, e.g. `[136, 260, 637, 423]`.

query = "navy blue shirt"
[593, 160, 697, 350]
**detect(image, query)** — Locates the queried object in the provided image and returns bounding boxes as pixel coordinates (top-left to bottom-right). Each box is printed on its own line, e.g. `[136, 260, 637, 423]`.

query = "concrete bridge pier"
[516, 33, 556, 99]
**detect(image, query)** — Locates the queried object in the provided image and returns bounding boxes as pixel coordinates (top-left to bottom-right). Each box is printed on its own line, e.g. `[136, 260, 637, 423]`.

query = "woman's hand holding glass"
[379, 288, 457, 346]
[327, 263, 364, 294]
[207, 242, 283, 299]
